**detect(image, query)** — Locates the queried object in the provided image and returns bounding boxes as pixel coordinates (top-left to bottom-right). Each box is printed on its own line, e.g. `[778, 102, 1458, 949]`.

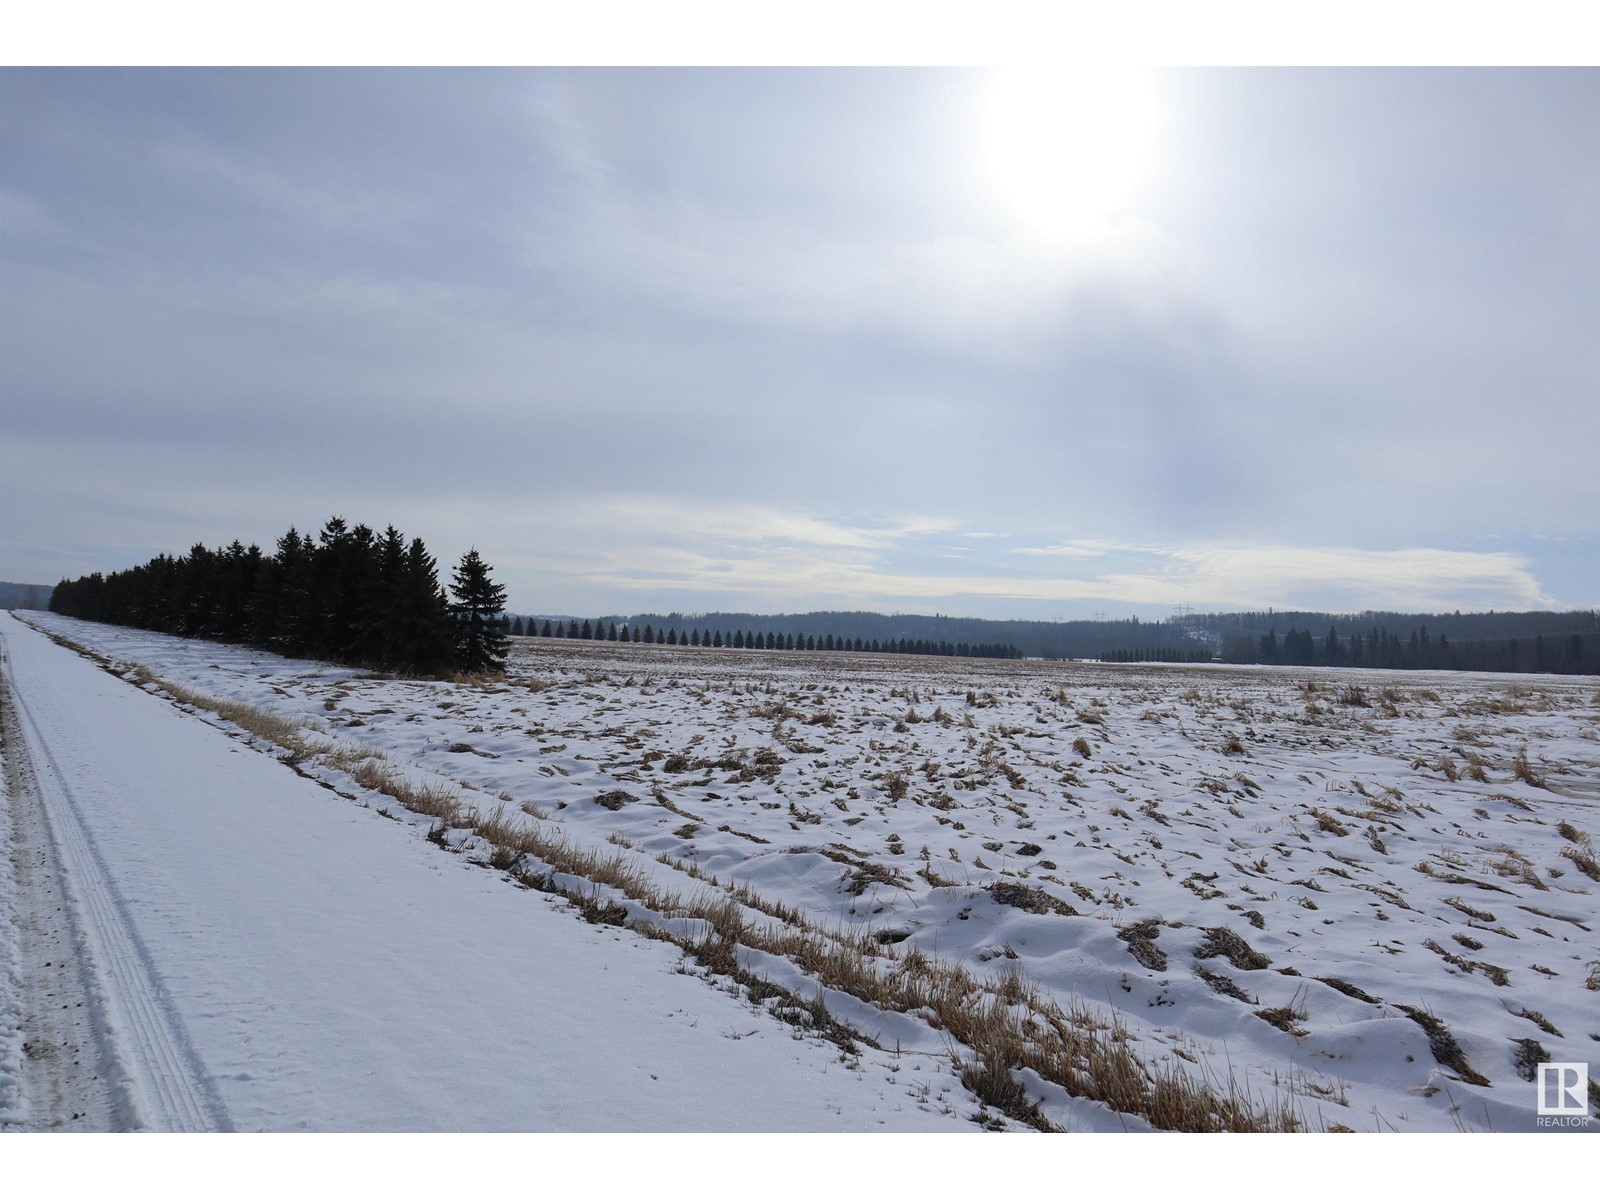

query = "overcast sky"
[2, 66, 1596, 619]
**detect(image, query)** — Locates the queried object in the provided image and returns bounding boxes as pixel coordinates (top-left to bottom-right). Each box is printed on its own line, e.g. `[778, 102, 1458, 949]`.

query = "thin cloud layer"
[2, 68, 1595, 616]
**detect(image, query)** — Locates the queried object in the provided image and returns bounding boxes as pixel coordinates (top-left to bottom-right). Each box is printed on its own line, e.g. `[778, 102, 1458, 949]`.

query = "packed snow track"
[2, 642, 229, 1130]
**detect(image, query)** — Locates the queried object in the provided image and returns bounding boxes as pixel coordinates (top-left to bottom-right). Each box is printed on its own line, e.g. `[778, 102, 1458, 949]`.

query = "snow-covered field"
[0, 614, 979, 1132]
[6, 610, 1598, 1133]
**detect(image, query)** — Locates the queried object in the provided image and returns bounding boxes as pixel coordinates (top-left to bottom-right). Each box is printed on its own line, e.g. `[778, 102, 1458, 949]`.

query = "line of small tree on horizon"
[504, 615, 1022, 659]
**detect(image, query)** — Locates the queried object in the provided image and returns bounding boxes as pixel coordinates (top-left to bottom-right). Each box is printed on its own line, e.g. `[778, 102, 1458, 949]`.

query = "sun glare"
[979, 67, 1160, 243]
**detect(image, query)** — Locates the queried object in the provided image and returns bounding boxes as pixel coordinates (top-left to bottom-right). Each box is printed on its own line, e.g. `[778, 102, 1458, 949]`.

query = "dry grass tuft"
[1515, 1007, 1562, 1038]
[958, 1027, 1054, 1131]
[1195, 965, 1250, 1000]
[1307, 808, 1350, 837]
[1117, 919, 1168, 972]
[1423, 938, 1510, 986]
[1196, 927, 1271, 971]
[1315, 976, 1380, 1005]
[1256, 997, 1308, 1037]
[1512, 747, 1546, 788]
[1511, 1038, 1548, 1083]
[1443, 896, 1495, 922]
[1492, 848, 1549, 891]
[158, 679, 313, 758]
[1562, 843, 1600, 882]
[987, 881, 1077, 916]
[1397, 1005, 1489, 1086]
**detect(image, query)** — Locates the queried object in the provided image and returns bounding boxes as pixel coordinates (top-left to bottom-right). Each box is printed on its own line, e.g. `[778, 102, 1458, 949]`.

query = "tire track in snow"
[3, 659, 120, 1130]
[0, 645, 232, 1132]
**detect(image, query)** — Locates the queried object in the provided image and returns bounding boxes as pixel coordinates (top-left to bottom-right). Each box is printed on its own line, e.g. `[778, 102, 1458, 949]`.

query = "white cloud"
[521, 514, 1558, 615]
[1157, 544, 1555, 612]
[1009, 540, 1131, 559]
[585, 499, 959, 552]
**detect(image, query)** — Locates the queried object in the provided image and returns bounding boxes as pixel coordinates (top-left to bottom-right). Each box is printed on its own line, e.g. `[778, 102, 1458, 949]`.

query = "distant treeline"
[47, 517, 509, 676]
[507, 615, 1022, 659]
[538, 609, 1153, 661]
[1096, 647, 1214, 664]
[531, 607, 1597, 676]
[1217, 623, 1598, 675]
[1198, 607, 1600, 647]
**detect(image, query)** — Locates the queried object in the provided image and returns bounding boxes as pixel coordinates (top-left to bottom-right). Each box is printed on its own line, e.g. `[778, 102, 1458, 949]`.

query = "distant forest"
[514, 607, 1599, 676]
[46, 518, 510, 676]
[1202, 609, 1599, 675]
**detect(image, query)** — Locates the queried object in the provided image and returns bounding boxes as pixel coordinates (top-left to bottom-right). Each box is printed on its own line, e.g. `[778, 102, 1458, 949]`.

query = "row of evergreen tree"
[617, 607, 1597, 667]
[1219, 624, 1595, 675]
[48, 517, 509, 676]
[1097, 646, 1214, 664]
[505, 616, 1021, 659]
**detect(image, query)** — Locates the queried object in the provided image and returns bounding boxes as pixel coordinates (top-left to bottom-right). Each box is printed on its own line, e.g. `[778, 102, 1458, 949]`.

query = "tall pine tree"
[449, 548, 509, 673]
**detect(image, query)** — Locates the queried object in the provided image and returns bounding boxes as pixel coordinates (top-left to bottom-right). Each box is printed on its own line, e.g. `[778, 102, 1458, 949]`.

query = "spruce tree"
[449, 548, 509, 674]
[386, 538, 455, 675]
[357, 525, 408, 665]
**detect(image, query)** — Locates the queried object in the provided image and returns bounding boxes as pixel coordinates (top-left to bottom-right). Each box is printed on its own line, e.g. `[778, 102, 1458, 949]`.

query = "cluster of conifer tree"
[48, 517, 508, 676]
[503, 617, 1020, 659]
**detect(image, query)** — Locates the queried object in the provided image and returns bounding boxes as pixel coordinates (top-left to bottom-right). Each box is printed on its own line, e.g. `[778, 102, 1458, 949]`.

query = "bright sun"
[979, 67, 1160, 243]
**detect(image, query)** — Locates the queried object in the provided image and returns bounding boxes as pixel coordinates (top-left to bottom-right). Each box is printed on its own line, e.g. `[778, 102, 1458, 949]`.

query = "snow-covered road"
[0, 614, 974, 1131]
